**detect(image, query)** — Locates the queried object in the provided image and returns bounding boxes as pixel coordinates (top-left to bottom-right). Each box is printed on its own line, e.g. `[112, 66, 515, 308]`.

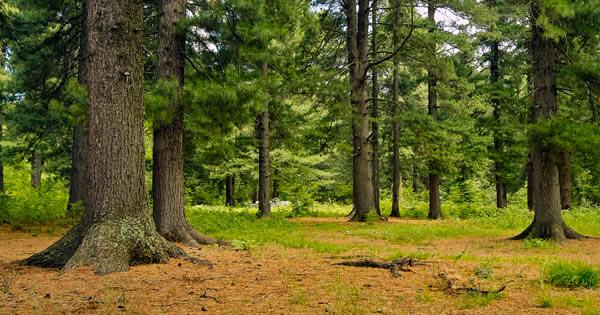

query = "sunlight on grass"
[544, 261, 600, 289]
[460, 292, 504, 309]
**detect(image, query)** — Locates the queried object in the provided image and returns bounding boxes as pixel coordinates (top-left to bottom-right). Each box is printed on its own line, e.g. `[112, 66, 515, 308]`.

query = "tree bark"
[152, 0, 216, 246]
[347, 0, 376, 221]
[513, 0, 583, 241]
[257, 63, 271, 218]
[390, 1, 402, 218]
[370, 0, 381, 216]
[30, 150, 43, 189]
[0, 43, 6, 193]
[427, 0, 442, 219]
[67, 0, 89, 215]
[24, 0, 185, 275]
[490, 38, 508, 208]
[558, 151, 571, 210]
[225, 174, 236, 207]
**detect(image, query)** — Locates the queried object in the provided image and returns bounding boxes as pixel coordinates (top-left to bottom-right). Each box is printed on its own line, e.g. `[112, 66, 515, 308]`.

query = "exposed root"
[334, 258, 427, 277]
[22, 225, 85, 268]
[511, 221, 587, 241]
[349, 212, 388, 222]
[23, 218, 186, 275]
[159, 223, 230, 248]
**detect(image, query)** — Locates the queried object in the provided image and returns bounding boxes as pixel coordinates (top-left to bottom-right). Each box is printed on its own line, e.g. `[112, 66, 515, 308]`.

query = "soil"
[1, 223, 598, 314]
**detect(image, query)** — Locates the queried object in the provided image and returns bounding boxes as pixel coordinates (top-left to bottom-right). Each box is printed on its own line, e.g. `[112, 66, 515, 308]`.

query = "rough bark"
[490, 38, 508, 208]
[30, 150, 43, 189]
[427, 0, 442, 219]
[0, 43, 6, 193]
[256, 63, 271, 218]
[347, 0, 376, 221]
[513, 0, 583, 240]
[67, 0, 88, 214]
[390, 2, 402, 218]
[557, 151, 571, 210]
[370, 0, 381, 216]
[225, 174, 236, 207]
[24, 0, 185, 274]
[152, 0, 216, 246]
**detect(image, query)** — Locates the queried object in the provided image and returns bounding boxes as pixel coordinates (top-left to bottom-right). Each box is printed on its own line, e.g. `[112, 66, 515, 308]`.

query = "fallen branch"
[432, 272, 512, 295]
[334, 258, 427, 277]
[199, 290, 221, 304]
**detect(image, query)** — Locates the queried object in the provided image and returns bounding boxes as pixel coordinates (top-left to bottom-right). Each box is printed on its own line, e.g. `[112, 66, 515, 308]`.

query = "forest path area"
[1, 223, 600, 314]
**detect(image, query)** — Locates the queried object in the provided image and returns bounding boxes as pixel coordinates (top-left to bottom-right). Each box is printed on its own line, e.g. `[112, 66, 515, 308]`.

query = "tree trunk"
[0, 43, 6, 193]
[152, 0, 216, 246]
[527, 156, 536, 211]
[390, 2, 402, 218]
[257, 63, 271, 218]
[490, 39, 508, 208]
[558, 151, 571, 210]
[30, 150, 43, 189]
[272, 169, 279, 200]
[513, 0, 583, 241]
[67, 0, 88, 214]
[370, 0, 381, 216]
[427, 0, 441, 220]
[225, 174, 236, 207]
[347, 0, 376, 222]
[24, 0, 185, 275]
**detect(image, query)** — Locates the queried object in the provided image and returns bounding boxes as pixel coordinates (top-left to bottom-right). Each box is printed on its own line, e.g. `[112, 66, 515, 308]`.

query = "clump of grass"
[289, 287, 307, 305]
[460, 292, 503, 309]
[524, 239, 556, 250]
[0, 271, 15, 294]
[544, 261, 600, 289]
[474, 264, 494, 280]
[538, 294, 553, 308]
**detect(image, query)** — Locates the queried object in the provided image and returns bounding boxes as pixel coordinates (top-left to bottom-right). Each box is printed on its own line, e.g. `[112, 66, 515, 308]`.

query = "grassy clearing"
[186, 204, 600, 256]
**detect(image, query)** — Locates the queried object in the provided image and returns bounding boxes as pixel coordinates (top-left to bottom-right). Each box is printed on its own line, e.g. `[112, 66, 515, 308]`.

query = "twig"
[199, 290, 221, 304]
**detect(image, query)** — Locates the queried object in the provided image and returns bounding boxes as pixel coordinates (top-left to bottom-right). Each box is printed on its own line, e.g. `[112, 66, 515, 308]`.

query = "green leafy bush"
[0, 166, 69, 227]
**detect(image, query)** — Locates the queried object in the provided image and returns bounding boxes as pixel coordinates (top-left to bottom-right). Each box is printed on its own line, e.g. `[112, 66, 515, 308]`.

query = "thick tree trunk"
[427, 0, 441, 219]
[558, 151, 571, 210]
[390, 3, 402, 218]
[513, 0, 583, 241]
[527, 156, 536, 211]
[225, 174, 236, 207]
[490, 39, 508, 208]
[67, 0, 88, 214]
[0, 43, 6, 193]
[347, 0, 376, 222]
[30, 150, 43, 189]
[152, 0, 216, 246]
[257, 63, 271, 218]
[24, 0, 184, 275]
[370, 0, 381, 216]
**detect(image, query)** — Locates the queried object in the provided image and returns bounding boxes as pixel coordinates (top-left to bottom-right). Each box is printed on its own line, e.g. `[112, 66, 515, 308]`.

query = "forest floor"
[1, 215, 600, 314]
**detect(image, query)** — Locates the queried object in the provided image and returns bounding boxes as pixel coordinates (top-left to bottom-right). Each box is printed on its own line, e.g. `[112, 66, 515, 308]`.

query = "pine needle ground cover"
[2, 204, 600, 314]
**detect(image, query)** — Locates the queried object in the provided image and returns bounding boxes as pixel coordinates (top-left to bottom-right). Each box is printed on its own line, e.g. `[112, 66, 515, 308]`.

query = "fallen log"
[334, 258, 427, 277]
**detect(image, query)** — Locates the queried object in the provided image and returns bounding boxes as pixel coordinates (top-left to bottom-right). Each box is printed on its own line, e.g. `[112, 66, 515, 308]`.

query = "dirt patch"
[0, 225, 597, 314]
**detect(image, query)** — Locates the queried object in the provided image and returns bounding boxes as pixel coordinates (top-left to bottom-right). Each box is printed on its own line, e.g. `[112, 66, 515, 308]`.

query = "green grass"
[538, 293, 600, 314]
[460, 292, 504, 309]
[544, 261, 600, 289]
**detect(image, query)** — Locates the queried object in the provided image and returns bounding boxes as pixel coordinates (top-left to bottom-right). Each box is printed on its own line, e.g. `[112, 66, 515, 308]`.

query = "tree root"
[158, 222, 230, 248]
[22, 218, 190, 275]
[511, 221, 588, 241]
[334, 258, 427, 277]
